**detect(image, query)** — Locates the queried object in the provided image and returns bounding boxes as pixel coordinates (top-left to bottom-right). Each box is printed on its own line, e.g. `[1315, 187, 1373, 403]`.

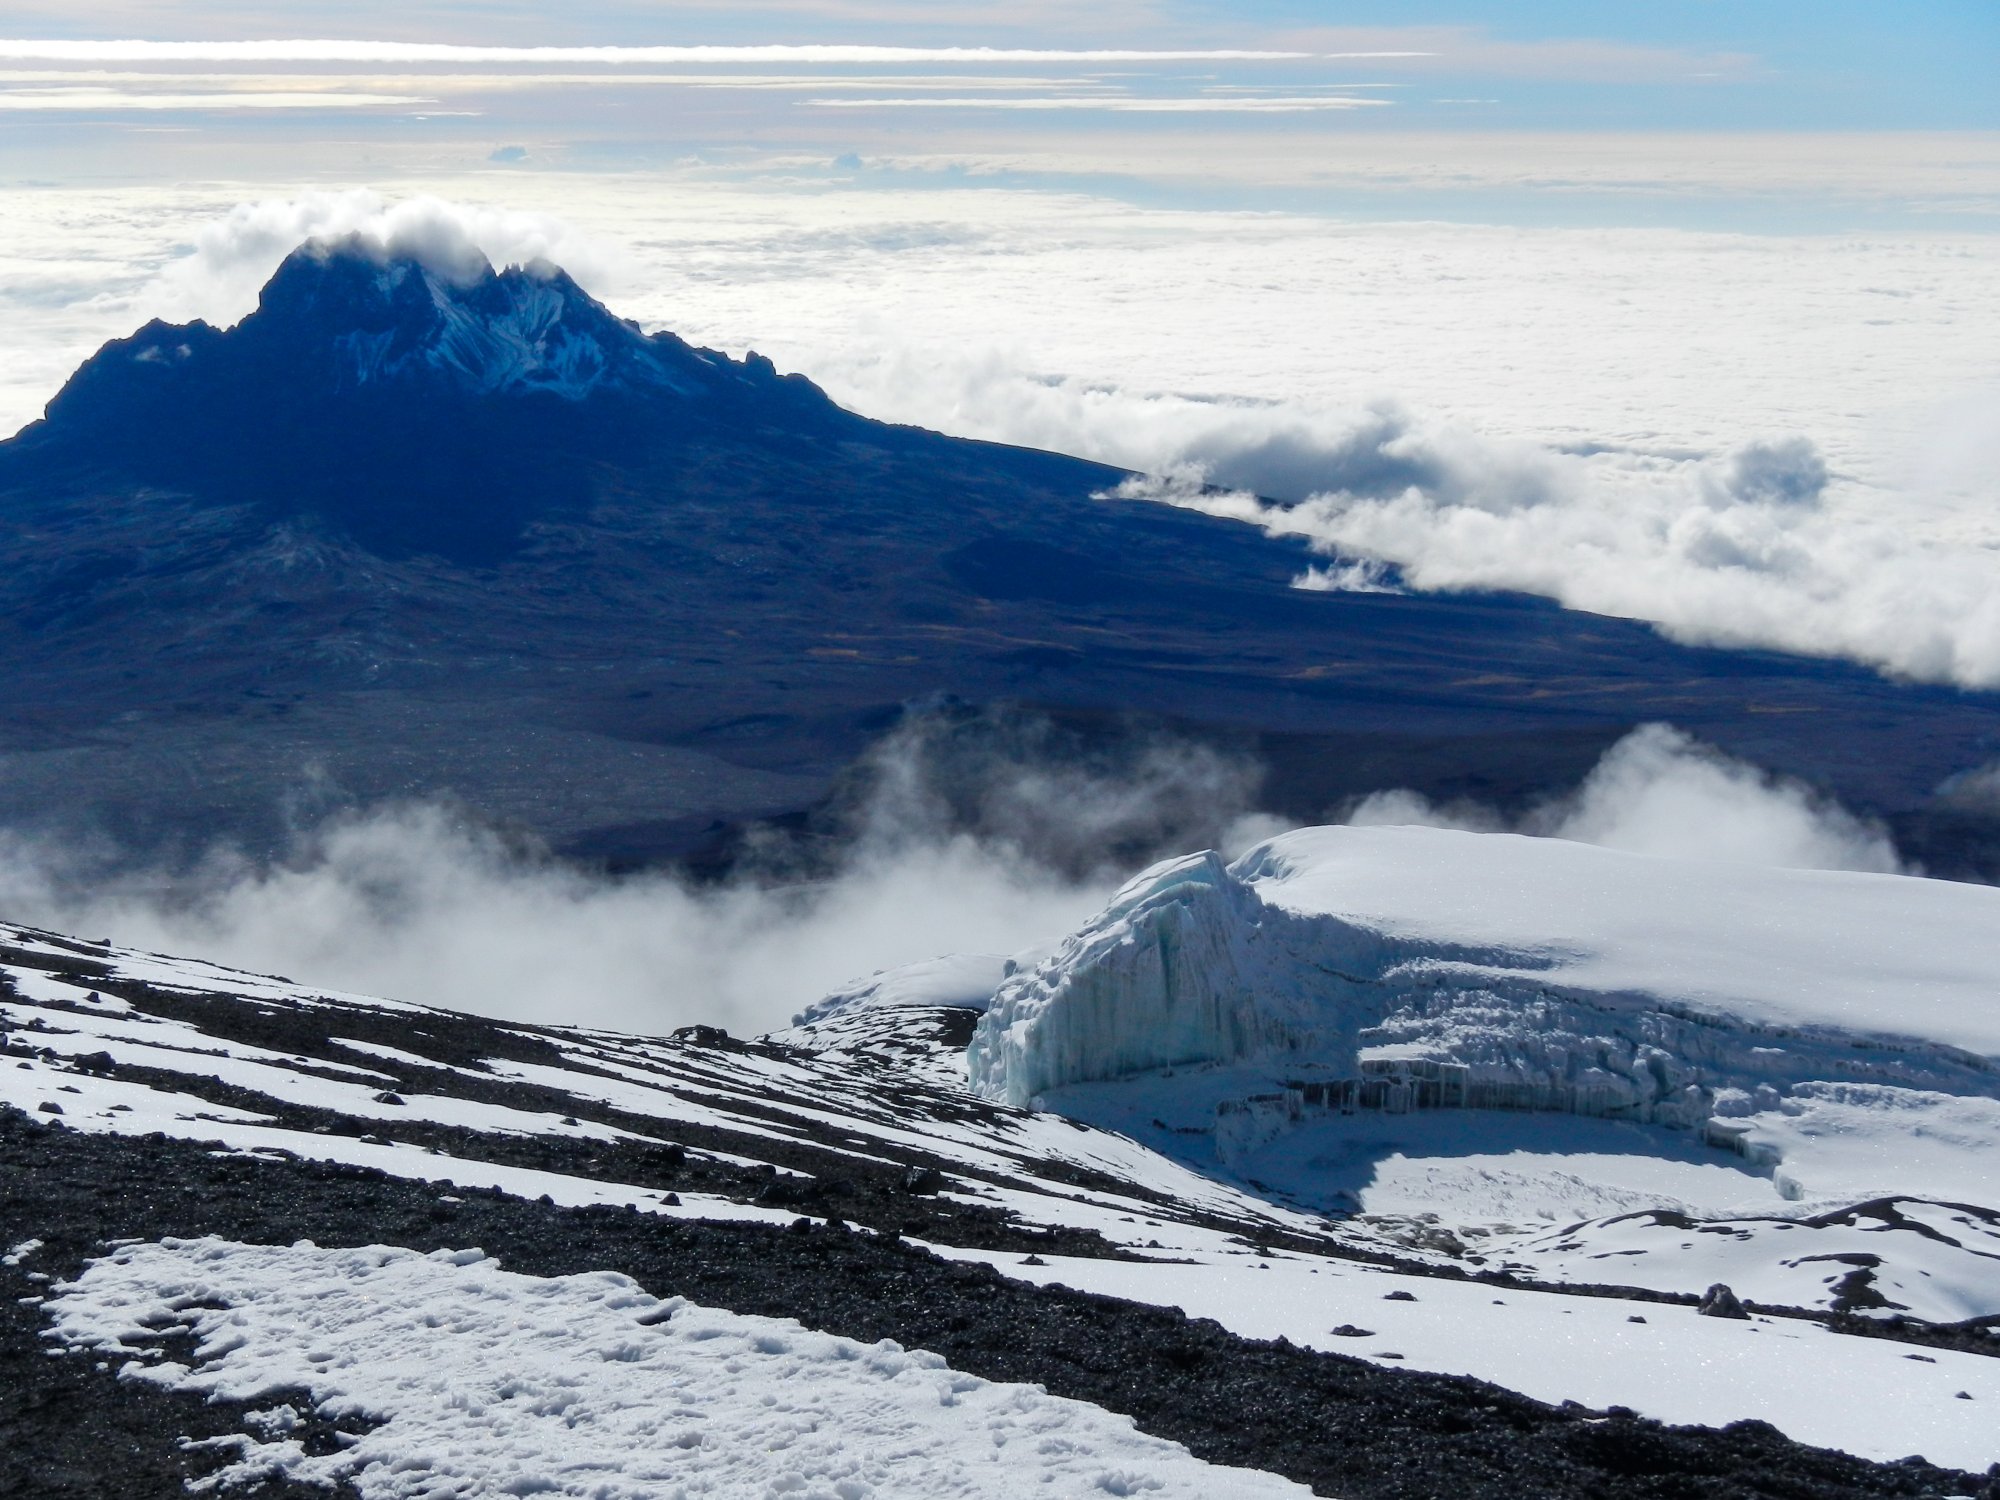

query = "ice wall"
[969, 849, 1466, 1107]
[966, 830, 2000, 1132]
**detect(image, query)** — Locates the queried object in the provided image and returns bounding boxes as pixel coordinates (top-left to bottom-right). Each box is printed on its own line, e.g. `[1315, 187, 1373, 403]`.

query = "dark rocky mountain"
[20, 239, 844, 565]
[1, 237, 1997, 871]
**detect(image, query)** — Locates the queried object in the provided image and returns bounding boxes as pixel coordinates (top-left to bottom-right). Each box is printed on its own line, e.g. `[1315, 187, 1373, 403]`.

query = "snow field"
[1242, 827, 2000, 1057]
[1724, 1083, 2000, 1205]
[0, 996, 659, 1144]
[0, 924, 424, 1011]
[1, 1047, 801, 1226]
[45, 1236, 1313, 1500]
[1492, 1199, 2000, 1324]
[948, 1248, 2000, 1472]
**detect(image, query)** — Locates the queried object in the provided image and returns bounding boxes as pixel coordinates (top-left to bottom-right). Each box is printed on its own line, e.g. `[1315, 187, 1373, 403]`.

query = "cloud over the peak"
[149, 192, 627, 326]
[309, 214, 496, 287]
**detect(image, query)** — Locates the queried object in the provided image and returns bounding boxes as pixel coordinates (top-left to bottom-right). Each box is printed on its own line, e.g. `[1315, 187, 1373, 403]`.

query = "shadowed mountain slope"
[1, 236, 1996, 867]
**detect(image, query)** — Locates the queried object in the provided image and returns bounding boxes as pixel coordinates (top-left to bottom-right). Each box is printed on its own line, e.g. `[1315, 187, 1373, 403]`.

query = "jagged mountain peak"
[27, 233, 816, 440]
[220, 233, 702, 401]
[6, 235, 849, 561]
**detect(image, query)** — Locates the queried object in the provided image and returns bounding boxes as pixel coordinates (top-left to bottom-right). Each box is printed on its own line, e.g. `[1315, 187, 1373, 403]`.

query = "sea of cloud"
[1116, 420, 2000, 685]
[4, 182, 1996, 686]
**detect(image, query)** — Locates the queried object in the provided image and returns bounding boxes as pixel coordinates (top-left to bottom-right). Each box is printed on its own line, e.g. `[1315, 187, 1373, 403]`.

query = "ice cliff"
[966, 828, 2000, 1149]
[966, 849, 1395, 1105]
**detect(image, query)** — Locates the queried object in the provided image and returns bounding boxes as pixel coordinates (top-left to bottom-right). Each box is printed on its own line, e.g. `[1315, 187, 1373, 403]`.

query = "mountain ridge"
[9, 235, 847, 562]
[1, 237, 1998, 873]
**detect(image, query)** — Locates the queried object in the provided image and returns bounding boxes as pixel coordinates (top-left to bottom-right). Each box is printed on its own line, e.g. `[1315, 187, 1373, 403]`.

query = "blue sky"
[3, 1, 1994, 130]
[0, 3, 1995, 236]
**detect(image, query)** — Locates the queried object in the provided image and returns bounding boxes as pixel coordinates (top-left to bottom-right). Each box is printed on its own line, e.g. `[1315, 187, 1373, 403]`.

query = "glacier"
[967, 826, 2000, 1206]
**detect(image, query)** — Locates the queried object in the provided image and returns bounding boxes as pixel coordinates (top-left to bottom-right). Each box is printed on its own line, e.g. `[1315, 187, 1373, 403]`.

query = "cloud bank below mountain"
[6, 187, 1999, 689]
[1115, 410, 2000, 687]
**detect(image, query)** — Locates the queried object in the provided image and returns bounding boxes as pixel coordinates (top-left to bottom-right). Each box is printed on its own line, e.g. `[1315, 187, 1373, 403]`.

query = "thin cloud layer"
[1272, 25, 1754, 83]
[804, 95, 1390, 112]
[0, 40, 1319, 63]
[0, 87, 428, 109]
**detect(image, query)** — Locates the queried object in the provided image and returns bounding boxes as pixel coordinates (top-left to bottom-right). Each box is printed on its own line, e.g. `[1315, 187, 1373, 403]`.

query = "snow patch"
[327, 258, 692, 401]
[1494, 1197, 2000, 1323]
[791, 952, 1012, 1028]
[949, 1248, 2000, 1470]
[46, 1237, 1311, 1499]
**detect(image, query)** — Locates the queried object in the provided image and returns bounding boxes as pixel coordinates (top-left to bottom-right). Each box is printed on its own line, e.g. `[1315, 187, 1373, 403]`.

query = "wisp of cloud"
[0, 803, 1111, 1038]
[1346, 722, 1905, 874]
[0, 711, 1281, 1037]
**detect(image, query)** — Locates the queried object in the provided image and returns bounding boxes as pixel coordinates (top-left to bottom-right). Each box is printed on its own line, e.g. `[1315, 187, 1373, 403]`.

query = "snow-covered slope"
[6, 904, 2000, 1482]
[47, 1238, 1307, 1500]
[325, 258, 690, 399]
[212, 233, 719, 401]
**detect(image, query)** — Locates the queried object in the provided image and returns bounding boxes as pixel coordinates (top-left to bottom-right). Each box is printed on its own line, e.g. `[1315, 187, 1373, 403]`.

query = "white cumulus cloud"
[1347, 723, 1905, 874]
[1157, 416, 2000, 688]
[142, 190, 630, 323]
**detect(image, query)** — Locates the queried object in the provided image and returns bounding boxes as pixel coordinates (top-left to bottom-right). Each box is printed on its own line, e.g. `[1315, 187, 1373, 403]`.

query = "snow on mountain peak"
[254, 233, 699, 401]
